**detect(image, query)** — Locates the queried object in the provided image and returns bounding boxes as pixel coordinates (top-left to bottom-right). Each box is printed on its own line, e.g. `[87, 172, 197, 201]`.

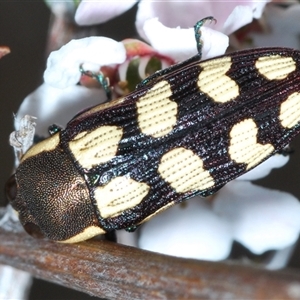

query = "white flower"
[16, 83, 106, 137]
[75, 0, 137, 25]
[142, 18, 228, 62]
[213, 181, 300, 254]
[135, 0, 270, 39]
[74, 1, 270, 61]
[75, 0, 269, 37]
[237, 154, 289, 181]
[250, 4, 300, 49]
[44, 1, 77, 18]
[139, 197, 233, 261]
[139, 158, 300, 262]
[44, 37, 126, 89]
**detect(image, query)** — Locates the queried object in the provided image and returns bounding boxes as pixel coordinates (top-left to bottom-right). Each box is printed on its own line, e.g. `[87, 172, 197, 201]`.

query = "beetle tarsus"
[79, 64, 112, 101]
[194, 16, 216, 56]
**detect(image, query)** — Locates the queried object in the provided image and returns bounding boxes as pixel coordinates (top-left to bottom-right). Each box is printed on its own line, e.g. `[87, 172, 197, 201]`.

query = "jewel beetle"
[6, 17, 300, 243]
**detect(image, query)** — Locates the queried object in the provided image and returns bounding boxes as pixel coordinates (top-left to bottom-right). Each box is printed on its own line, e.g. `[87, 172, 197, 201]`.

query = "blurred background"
[1, 1, 300, 299]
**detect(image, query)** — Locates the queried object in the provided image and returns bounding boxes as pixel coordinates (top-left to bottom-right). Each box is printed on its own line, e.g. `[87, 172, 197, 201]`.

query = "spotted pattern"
[69, 126, 123, 169]
[229, 118, 274, 170]
[158, 147, 214, 193]
[21, 133, 60, 162]
[255, 55, 296, 80]
[60, 226, 106, 243]
[198, 57, 239, 103]
[12, 47, 300, 243]
[280, 92, 300, 128]
[136, 80, 178, 137]
[94, 176, 150, 218]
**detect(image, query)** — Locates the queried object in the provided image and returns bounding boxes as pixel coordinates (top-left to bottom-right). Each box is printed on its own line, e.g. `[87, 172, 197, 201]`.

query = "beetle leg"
[79, 64, 112, 101]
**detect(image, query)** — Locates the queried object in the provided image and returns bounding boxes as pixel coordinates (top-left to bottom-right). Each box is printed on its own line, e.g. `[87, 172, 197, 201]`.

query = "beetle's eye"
[24, 222, 45, 239]
[4, 174, 17, 203]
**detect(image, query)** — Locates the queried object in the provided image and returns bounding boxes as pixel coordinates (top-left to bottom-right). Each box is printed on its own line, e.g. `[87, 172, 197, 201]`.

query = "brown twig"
[0, 227, 300, 299]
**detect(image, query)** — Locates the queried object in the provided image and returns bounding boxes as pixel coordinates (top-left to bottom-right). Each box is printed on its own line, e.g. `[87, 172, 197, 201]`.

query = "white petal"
[223, 2, 270, 35]
[251, 5, 300, 48]
[213, 181, 300, 254]
[44, 37, 126, 88]
[44, 2, 76, 17]
[116, 230, 138, 247]
[0, 265, 32, 300]
[265, 245, 296, 270]
[237, 154, 289, 181]
[135, 1, 226, 38]
[200, 27, 229, 59]
[136, 1, 270, 37]
[251, 0, 271, 18]
[142, 18, 228, 62]
[16, 83, 106, 137]
[75, 0, 137, 25]
[139, 197, 232, 261]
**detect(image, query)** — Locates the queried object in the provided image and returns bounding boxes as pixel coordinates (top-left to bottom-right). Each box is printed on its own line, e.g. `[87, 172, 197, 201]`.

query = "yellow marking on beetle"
[139, 202, 174, 225]
[69, 125, 123, 169]
[229, 118, 274, 170]
[72, 131, 87, 141]
[158, 147, 214, 193]
[280, 92, 300, 128]
[136, 80, 177, 138]
[21, 133, 60, 162]
[255, 55, 296, 80]
[94, 176, 150, 218]
[59, 225, 106, 243]
[198, 56, 239, 103]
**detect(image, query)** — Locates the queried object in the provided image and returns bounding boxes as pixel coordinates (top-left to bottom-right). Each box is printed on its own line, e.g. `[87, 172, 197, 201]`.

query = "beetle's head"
[5, 133, 105, 242]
